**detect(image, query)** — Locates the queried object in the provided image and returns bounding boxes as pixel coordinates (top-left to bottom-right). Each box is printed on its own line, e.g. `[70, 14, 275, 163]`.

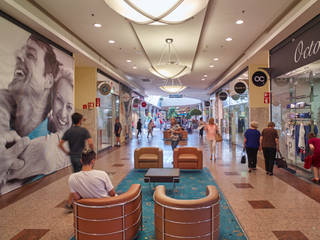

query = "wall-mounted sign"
[98, 82, 111, 95]
[96, 98, 100, 107]
[264, 92, 270, 104]
[204, 101, 210, 107]
[83, 104, 87, 110]
[97, 72, 120, 95]
[88, 102, 95, 109]
[141, 101, 147, 108]
[234, 81, 247, 94]
[169, 94, 183, 98]
[252, 71, 268, 87]
[122, 92, 131, 102]
[231, 94, 240, 101]
[218, 91, 228, 101]
[133, 98, 139, 108]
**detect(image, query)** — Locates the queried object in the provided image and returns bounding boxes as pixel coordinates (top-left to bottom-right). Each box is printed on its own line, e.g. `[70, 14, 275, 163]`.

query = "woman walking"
[243, 121, 260, 172]
[308, 133, 320, 183]
[147, 119, 154, 138]
[260, 122, 279, 176]
[205, 118, 218, 160]
[136, 119, 142, 138]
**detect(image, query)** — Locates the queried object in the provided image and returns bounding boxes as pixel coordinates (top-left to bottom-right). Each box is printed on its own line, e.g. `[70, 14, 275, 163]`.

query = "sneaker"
[65, 203, 73, 213]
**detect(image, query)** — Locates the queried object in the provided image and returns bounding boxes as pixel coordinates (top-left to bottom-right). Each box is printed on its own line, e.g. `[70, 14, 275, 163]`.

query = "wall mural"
[120, 85, 132, 141]
[0, 16, 74, 194]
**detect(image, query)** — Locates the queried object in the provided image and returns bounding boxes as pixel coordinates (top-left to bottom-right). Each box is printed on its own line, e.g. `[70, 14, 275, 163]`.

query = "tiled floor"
[1, 128, 320, 240]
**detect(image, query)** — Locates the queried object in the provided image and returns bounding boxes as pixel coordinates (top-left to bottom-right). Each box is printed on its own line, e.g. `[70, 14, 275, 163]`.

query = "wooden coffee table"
[144, 168, 180, 192]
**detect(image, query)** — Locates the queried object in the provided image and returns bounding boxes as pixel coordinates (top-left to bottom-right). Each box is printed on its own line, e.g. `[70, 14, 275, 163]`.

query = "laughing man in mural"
[0, 34, 61, 187]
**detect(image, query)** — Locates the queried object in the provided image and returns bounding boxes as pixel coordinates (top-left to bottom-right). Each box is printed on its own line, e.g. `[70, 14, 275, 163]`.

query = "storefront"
[96, 71, 120, 151]
[270, 14, 320, 172]
[211, 70, 249, 146]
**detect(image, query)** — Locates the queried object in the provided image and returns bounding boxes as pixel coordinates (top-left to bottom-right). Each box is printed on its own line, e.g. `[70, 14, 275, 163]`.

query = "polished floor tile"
[234, 183, 254, 188]
[248, 200, 275, 209]
[10, 229, 49, 240]
[273, 230, 309, 240]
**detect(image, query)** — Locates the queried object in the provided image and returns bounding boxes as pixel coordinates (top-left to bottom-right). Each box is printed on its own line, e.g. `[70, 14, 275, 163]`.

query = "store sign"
[98, 82, 111, 95]
[204, 101, 210, 107]
[169, 94, 183, 98]
[270, 16, 320, 77]
[141, 101, 147, 108]
[231, 94, 240, 101]
[83, 104, 87, 110]
[96, 98, 100, 107]
[88, 102, 95, 109]
[122, 92, 130, 102]
[264, 92, 270, 104]
[133, 98, 139, 108]
[252, 71, 267, 87]
[97, 72, 120, 95]
[234, 82, 247, 94]
[218, 91, 228, 101]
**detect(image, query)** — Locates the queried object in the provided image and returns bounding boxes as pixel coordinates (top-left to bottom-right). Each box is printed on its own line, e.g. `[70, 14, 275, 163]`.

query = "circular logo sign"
[218, 91, 228, 101]
[231, 94, 240, 100]
[99, 83, 111, 95]
[234, 82, 247, 94]
[141, 101, 147, 108]
[252, 71, 267, 87]
[204, 101, 210, 107]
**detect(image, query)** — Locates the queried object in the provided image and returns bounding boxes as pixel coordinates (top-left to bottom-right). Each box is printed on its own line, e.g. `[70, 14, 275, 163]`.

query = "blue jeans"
[70, 156, 82, 172]
[171, 140, 179, 150]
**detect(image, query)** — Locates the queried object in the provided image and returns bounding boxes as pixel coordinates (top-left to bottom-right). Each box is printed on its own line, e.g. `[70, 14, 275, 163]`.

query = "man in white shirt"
[68, 150, 115, 210]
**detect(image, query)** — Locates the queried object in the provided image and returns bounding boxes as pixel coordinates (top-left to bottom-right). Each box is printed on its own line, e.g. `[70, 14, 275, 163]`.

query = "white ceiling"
[1, 0, 317, 100]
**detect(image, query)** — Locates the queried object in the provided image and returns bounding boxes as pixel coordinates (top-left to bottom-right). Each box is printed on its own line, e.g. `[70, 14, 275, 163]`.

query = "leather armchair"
[134, 147, 163, 169]
[154, 185, 220, 240]
[74, 184, 142, 240]
[173, 147, 203, 169]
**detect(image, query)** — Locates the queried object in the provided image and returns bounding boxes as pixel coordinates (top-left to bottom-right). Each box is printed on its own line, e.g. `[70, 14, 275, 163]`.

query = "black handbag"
[275, 151, 287, 168]
[241, 151, 246, 164]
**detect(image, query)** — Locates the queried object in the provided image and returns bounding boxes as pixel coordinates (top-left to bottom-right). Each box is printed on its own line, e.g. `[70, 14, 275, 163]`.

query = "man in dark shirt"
[58, 112, 94, 211]
[114, 117, 122, 147]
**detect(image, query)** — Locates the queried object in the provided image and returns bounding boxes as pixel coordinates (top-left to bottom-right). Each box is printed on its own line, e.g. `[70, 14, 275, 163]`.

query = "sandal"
[312, 178, 319, 183]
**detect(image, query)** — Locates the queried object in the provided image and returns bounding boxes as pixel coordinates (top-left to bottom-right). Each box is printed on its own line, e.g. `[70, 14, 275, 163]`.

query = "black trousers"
[246, 147, 258, 169]
[199, 127, 204, 137]
[262, 147, 276, 173]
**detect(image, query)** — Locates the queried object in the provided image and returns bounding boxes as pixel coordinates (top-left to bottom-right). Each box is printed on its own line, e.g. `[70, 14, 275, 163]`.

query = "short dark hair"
[72, 112, 83, 124]
[268, 122, 275, 127]
[309, 132, 316, 139]
[81, 150, 96, 165]
[29, 34, 61, 78]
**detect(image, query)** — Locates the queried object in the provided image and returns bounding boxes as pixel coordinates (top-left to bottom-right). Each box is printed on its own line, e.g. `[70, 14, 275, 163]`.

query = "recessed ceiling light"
[213, 58, 219, 61]
[236, 20, 244, 24]
[94, 23, 102, 28]
[204, 74, 208, 77]
[201, 78, 206, 81]
[209, 65, 215, 68]
[225, 37, 232, 41]
[108, 40, 115, 44]
[126, 59, 132, 63]
[132, 66, 137, 69]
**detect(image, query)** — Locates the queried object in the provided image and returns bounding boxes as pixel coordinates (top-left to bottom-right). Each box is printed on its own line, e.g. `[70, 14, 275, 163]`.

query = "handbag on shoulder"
[275, 151, 287, 168]
[241, 150, 246, 164]
[216, 133, 222, 142]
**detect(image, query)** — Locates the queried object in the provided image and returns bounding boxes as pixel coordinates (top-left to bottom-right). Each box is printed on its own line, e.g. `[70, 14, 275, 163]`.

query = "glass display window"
[272, 59, 320, 172]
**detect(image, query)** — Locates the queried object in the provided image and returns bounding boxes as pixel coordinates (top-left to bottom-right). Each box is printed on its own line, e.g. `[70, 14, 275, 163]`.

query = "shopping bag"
[304, 155, 312, 169]
[241, 151, 246, 164]
[275, 151, 287, 168]
[216, 133, 222, 142]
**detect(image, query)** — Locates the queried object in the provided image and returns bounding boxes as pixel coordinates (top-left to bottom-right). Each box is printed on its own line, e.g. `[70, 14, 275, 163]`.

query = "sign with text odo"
[234, 82, 247, 94]
[252, 71, 268, 87]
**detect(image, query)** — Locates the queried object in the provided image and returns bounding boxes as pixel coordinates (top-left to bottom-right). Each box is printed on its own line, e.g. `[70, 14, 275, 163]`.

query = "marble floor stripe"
[10, 229, 49, 240]
[273, 230, 309, 240]
[248, 200, 275, 209]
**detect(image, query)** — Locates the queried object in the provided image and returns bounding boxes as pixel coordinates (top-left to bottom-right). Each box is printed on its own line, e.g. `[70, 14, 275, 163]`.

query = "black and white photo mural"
[0, 15, 74, 194]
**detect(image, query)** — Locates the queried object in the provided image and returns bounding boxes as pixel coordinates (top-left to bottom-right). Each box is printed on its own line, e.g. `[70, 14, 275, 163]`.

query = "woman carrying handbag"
[243, 121, 260, 172]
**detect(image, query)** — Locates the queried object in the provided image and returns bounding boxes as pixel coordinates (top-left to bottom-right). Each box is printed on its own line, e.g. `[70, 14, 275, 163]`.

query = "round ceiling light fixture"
[160, 78, 186, 93]
[104, 0, 209, 25]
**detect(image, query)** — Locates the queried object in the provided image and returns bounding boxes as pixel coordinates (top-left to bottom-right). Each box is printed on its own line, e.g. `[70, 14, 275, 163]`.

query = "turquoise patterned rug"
[70, 168, 247, 240]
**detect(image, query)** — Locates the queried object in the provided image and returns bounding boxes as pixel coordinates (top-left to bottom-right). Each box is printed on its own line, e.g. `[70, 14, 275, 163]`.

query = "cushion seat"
[134, 147, 163, 169]
[139, 154, 158, 161]
[174, 147, 203, 169]
[178, 154, 197, 161]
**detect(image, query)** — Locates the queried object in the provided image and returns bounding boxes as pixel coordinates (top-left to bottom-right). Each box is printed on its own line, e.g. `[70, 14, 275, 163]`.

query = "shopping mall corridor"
[1, 128, 320, 240]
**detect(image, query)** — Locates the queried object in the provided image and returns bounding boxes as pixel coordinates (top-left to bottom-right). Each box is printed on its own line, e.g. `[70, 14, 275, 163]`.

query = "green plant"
[189, 108, 202, 116]
[167, 107, 178, 120]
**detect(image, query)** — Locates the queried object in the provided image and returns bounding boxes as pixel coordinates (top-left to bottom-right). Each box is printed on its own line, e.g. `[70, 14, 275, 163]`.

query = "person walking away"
[244, 121, 260, 172]
[147, 119, 154, 138]
[260, 122, 279, 176]
[114, 117, 122, 146]
[308, 133, 320, 183]
[136, 119, 142, 138]
[205, 118, 218, 160]
[58, 112, 94, 210]
[169, 117, 182, 150]
[68, 150, 115, 206]
[199, 117, 205, 138]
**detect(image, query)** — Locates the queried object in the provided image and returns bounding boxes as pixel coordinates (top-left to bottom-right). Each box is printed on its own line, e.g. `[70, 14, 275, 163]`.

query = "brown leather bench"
[173, 147, 203, 169]
[134, 147, 163, 169]
[154, 185, 220, 240]
[73, 184, 142, 240]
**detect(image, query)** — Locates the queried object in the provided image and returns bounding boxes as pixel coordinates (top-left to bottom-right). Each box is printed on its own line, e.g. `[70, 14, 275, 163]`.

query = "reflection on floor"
[1, 128, 320, 240]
